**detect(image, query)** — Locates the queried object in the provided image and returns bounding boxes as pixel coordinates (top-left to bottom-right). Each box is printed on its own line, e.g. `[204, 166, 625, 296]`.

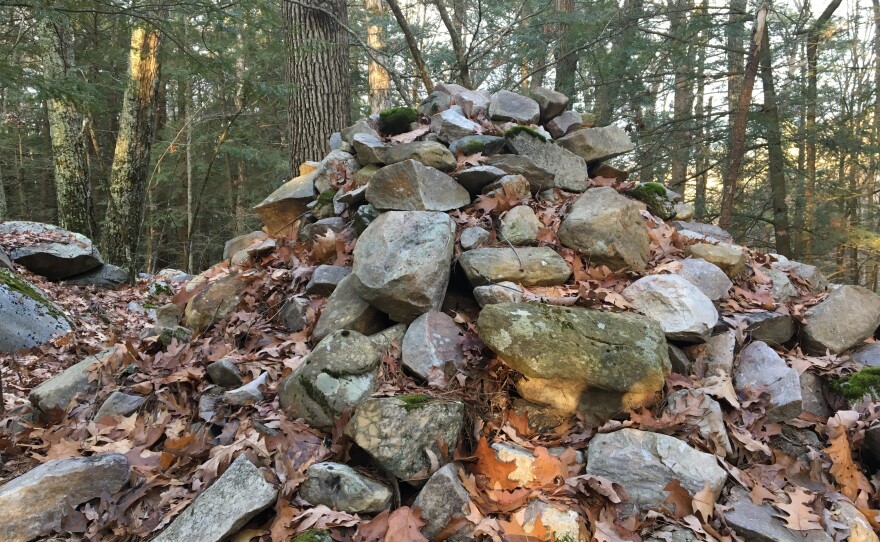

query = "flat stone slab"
[458, 247, 572, 287]
[366, 160, 471, 212]
[254, 172, 315, 235]
[488, 90, 540, 123]
[0, 268, 71, 353]
[622, 274, 719, 342]
[725, 489, 833, 542]
[0, 221, 103, 280]
[153, 455, 277, 542]
[556, 126, 634, 164]
[30, 348, 115, 419]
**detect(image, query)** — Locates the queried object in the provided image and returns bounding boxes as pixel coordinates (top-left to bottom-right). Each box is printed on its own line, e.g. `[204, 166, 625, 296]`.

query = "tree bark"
[283, 0, 352, 173]
[37, 17, 94, 237]
[759, 24, 792, 257]
[365, 0, 391, 113]
[101, 20, 164, 272]
[668, 0, 695, 193]
[719, 2, 768, 231]
[383, 0, 434, 96]
[553, 0, 577, 98]
[434, 0, 471, 88]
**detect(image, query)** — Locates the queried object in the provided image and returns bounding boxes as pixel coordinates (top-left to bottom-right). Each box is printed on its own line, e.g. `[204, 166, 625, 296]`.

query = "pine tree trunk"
[37, 18, 94, 237]
[101, 22, 163, 272]
[365, 0, 391, 113]
[284, 0, 352, 173]
[553, 0, 577, 98]
[668, 0, 695, 193]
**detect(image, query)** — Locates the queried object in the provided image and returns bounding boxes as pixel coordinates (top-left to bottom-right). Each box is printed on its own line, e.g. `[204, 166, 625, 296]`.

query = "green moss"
[292, 530, 333, 542]
[378, 107, 419, 135]
[627, 183, 676, 220]
[398, 394, 431, 411]
[0, 268, 65, 320]
[504, 125, 547, 142]
[457, 139, 487, 155]
[832, 367, 880, 401]
[640, 181, 667, 197]
[317, 189, 337, 206]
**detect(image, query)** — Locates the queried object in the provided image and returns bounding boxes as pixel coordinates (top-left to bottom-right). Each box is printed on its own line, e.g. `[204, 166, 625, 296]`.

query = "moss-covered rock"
[504, 125, 547, 142]
[833, 367, 880, 402]
[627, 183, 676, 220]
[0, 268, 71, 353]
[293, 529, 334, 542]
[378, 106, 419, 135]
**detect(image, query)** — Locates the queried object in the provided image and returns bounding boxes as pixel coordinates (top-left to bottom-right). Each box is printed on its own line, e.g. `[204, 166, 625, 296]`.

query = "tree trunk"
[434, 0, 471, 88]
[553, 0, 577, 98]
[871, 0, 880, 288]
[719, 2, 768, 231]
[668, 0, 695, 193]
[365, 0, 391, 113]
[759, 24, 792, 257]
[283, 0, 352, 173]
[101, 20, 164, 272]
[37, 17, 94, 237]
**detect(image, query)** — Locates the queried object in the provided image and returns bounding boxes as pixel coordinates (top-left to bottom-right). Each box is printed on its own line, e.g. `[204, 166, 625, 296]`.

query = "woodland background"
[0, 0, 876, 284]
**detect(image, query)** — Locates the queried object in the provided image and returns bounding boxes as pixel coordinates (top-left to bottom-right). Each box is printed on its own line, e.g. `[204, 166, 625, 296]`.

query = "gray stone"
[329, 131, 343, 150]
[482, 174, 531, 201]
[499, 205, 541, 245]
[353, 211, 456, 323]
[666, 389, 733, 457]
[800, 371, 831, 418]
[30, 349, 114, 419]
[352, 133, 388, 165]
[668, 344, 692, 375]
[300, 217, 347, 243]
[384, 141, 457, 172]
[0, 453, 131, 542]
[545, 110, 583, 139]
[673, 202, 695, 220]
[478, 303, 670, 414]
[585, 429, 727, 511]
[459, 247, 571, 287]
[230, 238, 275, 266]
[436, 82, 469, 95]
[687, 243, 747, 277]
[676, 258, 732, 301]
[0, 246, 12, 269]
[206, 358, 243, 388]
[313, 274, 386, 341]
[198, 387, 223, 423]
[281, 296, 310, 333]
[279, 330, 380, 428]
[412, 463, 470, 540]
[558, 187, 650, 272]
[366, 160, 470, 212]
[64, 264, 129, 289]
[473, 281, 524, 307]
[448, 135, 507, 157]
[622, 274, 719, 342]
[734, 341, 802, 422]
[300, 462, 392, 514]
[741, 311, 796, 345]
[460, 226, 491, 250]
[152, 455, 277, 542]
[430, 108, 480, 143]
[488, 90, 540, 123]
[829, 499, 879, 542]
[341, 118, 380, 145]
[402, 311, 462, 384]
[645, 529, 700, 542]
[802, 285, 880, 355]
[696, 331, 736, 375]
[418, 91, 453, 117]
[506, 132, 590, 192]
[454, 165, 507, 194]
[0, 269, 71, 353]
[0, 221, 103, 280]
[369, 323, 408, 352]
[95, 391, 145, 419]
[254, 172, 315, 235]
[771, 254, 829, 292]
[306, 265, 352, 296]
[556, 126, 635, 164]
[183, 274, 245, 331]
[671, 221, 734, 244]
[354, 204, 380, 235]
[487, 154, 554, 192]
[313, 150, 360, 193]
[531, 87, 569, 121]
[455, 89, 491, 117]
[725, 489, 833, 542]
[766, 267, 798, 303]
[852, 342, 880, 367]
[346, 397, 465, 481]
[223, 372, 268, 406]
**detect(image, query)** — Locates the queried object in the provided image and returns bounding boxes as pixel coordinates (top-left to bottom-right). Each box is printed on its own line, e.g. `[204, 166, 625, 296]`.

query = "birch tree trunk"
[102, 20, 163, 272]
[37, 17, 94, 237]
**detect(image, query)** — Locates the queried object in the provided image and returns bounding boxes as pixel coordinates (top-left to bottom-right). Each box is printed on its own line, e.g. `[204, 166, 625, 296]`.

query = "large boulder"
[254, 172, 315, 235]
[300, 462, 392, 514]
[345, 396, 464, 481]
[458, 247, 571, 287]
[506, 131, 590, 192]
[312, 274, 388, 341]
[557, 187, 650, 272]
[30, 348, 116, 420]
[0, 221, 103, 280]
[0, 268, 71, 353]
[0, 454, 130, 542]
[64, 264, 129, 289]
[478, 303, 670, 413]
[365, 160, 470, 212]
[734, 341, 802, 422]
[585, 429, 727, 511]
[488, 90, 540, 123]
[353, 211, 456, 323]
[622, 274, 719, 342]
[153, 455, 277, 542]
[556, 126, 634, 164]
[802, 285, 880, 355]
[279, 330, 380, 428]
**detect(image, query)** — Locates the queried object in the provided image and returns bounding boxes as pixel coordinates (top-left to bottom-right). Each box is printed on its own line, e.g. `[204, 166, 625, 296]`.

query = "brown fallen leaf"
[384, 506, 429, 542]
[773, 486, 823, 531]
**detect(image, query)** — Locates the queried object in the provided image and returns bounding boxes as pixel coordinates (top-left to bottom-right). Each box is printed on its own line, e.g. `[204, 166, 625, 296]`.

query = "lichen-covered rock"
[384, 141, 457, 171]
[627, 183, 676, 220]
[499, 205, 542, 245]
[366, 160, 470, 212]
[353, 211, 456, 323]
[671, 221, 734, 243]
[0, 268, 71, 353]
[300, 462, 391, 514]
[0, 221, 103, 280]
[279, 330, 380, 428]
[478, 303, 670, 414]
[402, 311, 462, 384]
[557, 187, 650, 272]
[556, 126, 634, 164]
[459, 247, 571, 287]
[734, 341, 802, 422]
[411, 463, 471, 539]
[488, 89, 540, 123]
[0, 453, 131, 542]
[506, 131, 589, 192]
[585, 429, 727, 511]
[622, 274, 718, 342]
[152, 455, 277, 542]
[802, 285, 880, 355]
[345, 396, 464, 481]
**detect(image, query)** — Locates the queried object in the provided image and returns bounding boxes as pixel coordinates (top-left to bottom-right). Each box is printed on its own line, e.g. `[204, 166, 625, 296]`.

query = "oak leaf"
[773, 487, 823, 531]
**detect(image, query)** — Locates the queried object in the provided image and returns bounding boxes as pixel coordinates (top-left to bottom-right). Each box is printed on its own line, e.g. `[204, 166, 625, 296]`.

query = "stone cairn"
[4, 82, 880, 542]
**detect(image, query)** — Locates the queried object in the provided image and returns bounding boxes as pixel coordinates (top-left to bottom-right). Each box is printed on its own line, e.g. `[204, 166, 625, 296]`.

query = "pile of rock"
[4, 83, 880, 542]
